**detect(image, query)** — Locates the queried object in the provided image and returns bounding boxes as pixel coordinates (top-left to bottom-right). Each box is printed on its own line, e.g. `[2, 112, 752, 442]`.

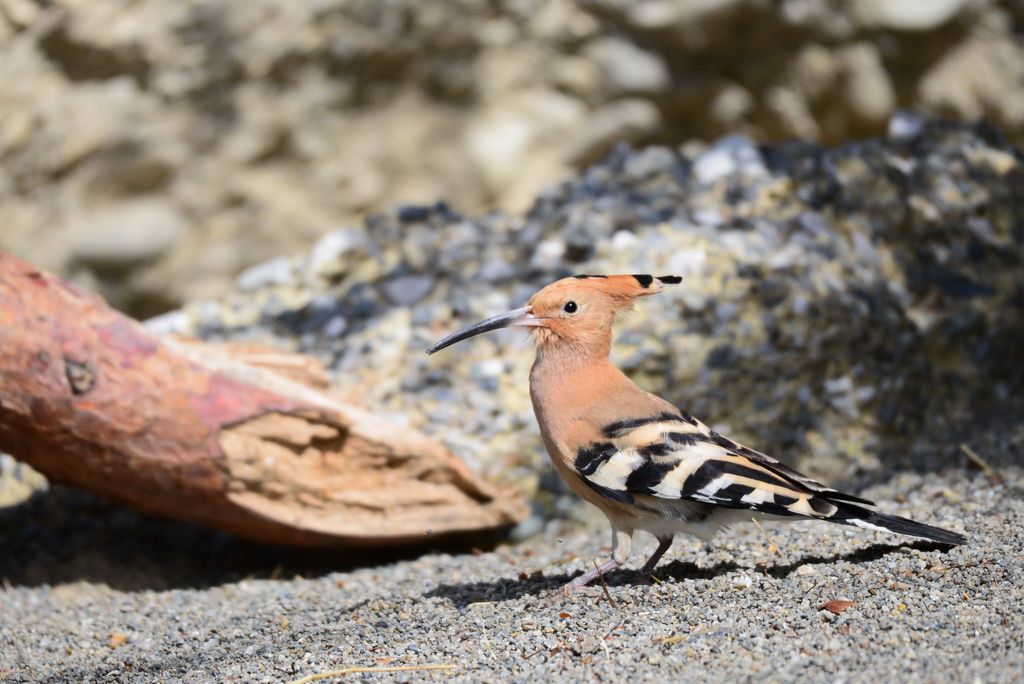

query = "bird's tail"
[826, 500, 967, 545]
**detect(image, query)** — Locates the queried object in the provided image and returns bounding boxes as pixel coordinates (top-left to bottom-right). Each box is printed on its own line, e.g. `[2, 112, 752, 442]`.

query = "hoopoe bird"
[427, 275, 966, 592]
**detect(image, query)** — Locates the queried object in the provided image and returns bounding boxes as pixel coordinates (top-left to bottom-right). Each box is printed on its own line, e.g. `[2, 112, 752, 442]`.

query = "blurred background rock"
[3, 0, 1024, 316]
[142, 117, 1022, 509]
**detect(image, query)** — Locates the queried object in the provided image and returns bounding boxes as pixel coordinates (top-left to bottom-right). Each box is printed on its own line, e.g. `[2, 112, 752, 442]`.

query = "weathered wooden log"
[0, 251, 526, 545]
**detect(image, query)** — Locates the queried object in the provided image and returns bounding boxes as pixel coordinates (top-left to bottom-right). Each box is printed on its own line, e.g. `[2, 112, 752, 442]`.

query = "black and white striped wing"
[572, 410, 966, 545]
[573, 411, 870, 519]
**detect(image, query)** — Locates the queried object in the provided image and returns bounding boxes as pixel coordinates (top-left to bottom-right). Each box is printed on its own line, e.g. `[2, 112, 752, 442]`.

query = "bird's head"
[426, 274, 680, 357]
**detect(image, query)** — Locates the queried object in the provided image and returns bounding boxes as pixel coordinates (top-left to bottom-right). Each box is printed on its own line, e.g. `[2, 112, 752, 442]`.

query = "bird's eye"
[563, 301, 578, 314]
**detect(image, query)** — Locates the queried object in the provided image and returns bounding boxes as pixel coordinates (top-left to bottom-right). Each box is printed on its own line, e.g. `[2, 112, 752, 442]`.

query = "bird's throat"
[530, 347, 621, 416]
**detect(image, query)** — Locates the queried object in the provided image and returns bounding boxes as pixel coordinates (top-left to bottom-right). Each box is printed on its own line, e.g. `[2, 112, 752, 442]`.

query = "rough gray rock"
[131, 118, 1024, 514]
[4, 0, 1024, 313]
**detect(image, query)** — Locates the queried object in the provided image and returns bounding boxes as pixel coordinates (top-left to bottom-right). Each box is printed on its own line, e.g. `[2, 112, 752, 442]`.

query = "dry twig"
[285, 663, 456, 684]
[751, 517, 780, 554]
[594, 561, 618, 610]
[960, 443, 1004, 486]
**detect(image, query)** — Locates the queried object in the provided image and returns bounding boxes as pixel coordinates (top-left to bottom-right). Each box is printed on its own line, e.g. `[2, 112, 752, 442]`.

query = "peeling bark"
[0, 252, 526, 545]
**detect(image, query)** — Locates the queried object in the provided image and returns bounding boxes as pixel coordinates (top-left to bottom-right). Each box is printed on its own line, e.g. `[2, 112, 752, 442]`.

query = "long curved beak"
[425, 306, 543, 355]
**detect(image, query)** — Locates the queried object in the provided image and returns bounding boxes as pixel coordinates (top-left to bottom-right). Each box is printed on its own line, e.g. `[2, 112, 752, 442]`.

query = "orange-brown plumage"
[427, 274, 965, 593]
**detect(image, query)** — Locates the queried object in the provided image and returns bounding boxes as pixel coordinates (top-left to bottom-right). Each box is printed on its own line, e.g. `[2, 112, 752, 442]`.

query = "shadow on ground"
[0, 486, 507, 592]
[2, 483, 966, 595]
[426, 539, 952, 609]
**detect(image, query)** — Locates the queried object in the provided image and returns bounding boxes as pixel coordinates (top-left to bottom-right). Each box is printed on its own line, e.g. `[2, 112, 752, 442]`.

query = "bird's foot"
[635, 560, 663, 586]
[635, 572, 655, 586]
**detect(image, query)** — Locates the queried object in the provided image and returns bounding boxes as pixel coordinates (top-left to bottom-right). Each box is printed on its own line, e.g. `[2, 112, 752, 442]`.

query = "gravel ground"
[1, 464, 1020, 683]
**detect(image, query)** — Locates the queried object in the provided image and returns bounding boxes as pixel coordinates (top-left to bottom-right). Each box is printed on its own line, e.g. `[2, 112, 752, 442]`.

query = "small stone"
[628, 0, 744, 31]
[843, 43, 895, 122]
[144, 310, 193, 336]
[0, 454, 47, 507]
[69, 200, 185, 273]
[611, 230, 640, 251]
[888, 111, 927, 140]
[477, 259, 517, 282]
[474, 360, 505, 378]
[965, 146, 1017, 175]
[624, 147, 679, 180]
[382, 275, 435, 306]
[0, 0, 38, 27]
[566, 99, 661, 165]
[322, 315, 347, 338]
[309, 229, 369, 279]
[466, 107, 537, 194]
[531, 239, 566, 270]
[824, 376, 854, 395]
[584, 37, 671, 96]
[236, 257, 295, 291]
[732, 575, 754, 590]
[510, 514, 544, 542]
[398, 205, 431, 223]
[692, 135, 766, 184]
[711, 84, 754, 125]
[855, 0, 966, 31]
[667, 249, 707, 276]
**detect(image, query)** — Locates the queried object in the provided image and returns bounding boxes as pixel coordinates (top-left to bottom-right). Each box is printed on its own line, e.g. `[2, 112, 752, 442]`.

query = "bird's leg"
[638, 536, 673, 580]
[563, 527, 632, 594]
